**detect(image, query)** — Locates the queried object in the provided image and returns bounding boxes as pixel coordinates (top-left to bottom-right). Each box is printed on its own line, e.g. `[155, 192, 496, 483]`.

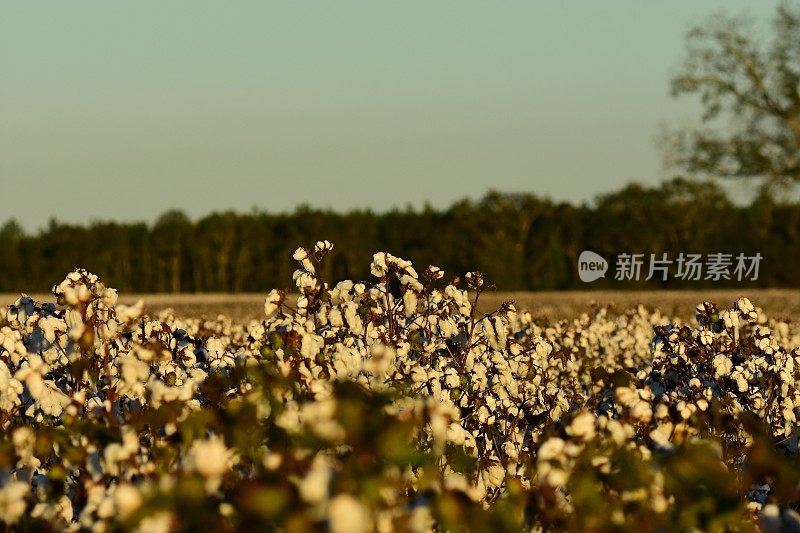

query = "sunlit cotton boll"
[711, 354, 733, 378]
[328, 494, 371, 533]
[113, 485, 143, 519]
[314, 240, 334, 253]
[116, 300, 144, 323]
[566, 411, 596, 441]
[370, 252, 388, 277]
[186, 435, 234, 493]
[264, 289, 282, 318]
[699, 330, 714, 346]
[299, 455, 333, 504]
[0, 361, 23, 411]
[0, 481, 29, 525]
[483, 463, 506, 489]
[537, 438, 566, 462]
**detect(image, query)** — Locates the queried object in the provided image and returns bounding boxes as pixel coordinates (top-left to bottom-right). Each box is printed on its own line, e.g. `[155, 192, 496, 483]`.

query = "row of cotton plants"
[1, 241, 800, 531]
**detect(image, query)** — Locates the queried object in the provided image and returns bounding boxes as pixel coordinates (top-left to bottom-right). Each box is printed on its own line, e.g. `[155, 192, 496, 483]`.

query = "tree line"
[1, 178, 798, 293]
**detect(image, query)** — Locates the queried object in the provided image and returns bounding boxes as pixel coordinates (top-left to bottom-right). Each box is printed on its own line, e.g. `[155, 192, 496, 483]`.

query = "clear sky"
[0, 1, 782, 231]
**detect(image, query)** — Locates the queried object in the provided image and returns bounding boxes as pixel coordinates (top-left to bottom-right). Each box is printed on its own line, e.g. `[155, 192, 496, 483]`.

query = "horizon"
[0, 177, 781, 235]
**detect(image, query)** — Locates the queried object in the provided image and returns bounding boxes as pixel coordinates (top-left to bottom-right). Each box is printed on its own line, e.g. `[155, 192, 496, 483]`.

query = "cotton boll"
[299, 455, 332, 504]
[0, 481, 29, 525]
[370, 252, 388, 277]
[264, 289, 282, 318]
[292, 247, 308, 261]
[114, 485, 142, 518]
[538, 438, 566, 462]
[101, 288, 118, 308]
[117, 300, 144, 323]
[566, 411, 596, 441]
[713, 354, 733, 378]
[327, 494, 370, 533]
[699, 330, 713, 346]
[403, 291, 419, 318]
[483, 463, 505, 488]
[187, 435, 234, 493]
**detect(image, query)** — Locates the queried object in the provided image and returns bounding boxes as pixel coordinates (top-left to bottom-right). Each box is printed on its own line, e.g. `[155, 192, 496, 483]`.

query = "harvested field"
[4, 289, 799, 323]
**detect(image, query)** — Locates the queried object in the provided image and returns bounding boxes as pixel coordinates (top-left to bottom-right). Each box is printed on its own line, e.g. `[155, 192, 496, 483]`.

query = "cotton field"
[1, 242, 800, 532]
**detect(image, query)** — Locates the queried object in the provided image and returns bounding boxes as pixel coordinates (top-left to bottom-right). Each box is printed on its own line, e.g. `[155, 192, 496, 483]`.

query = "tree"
[667, 2, 800, 190]
[153, 210, 191, 293]
[0, 219, 24, 244]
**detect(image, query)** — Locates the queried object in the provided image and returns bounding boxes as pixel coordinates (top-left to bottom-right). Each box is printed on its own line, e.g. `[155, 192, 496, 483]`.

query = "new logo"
[578, 250, 608, 282]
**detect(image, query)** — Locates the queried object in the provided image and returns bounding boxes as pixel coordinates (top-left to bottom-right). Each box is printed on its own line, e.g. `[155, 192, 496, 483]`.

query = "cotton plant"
[0, 245, 800, 530]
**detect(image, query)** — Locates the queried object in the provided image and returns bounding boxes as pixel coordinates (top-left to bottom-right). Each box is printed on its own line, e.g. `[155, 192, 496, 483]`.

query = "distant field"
[3, 289, 799, 323]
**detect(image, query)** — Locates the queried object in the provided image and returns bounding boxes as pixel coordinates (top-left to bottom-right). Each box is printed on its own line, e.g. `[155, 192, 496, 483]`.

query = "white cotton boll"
[650, 422, 674, 448]
[537, 438, 565, 462]
[426, 266, 444, 280]
[64, 309, 83, 331]
[0, 481, 29, 525]
[292, 247, 308, 261]
[30, 495, 72, 524]
[411, 366, 428, 384]
[605, 420, 630, 446]
[76, 285, 92, 303]
[429, 411, 449, 453]
[733, 372, 749, 392]
[343, 303, 364, 336]
[677, 401, 693, 420]
[101, 288, 118, 308]
[301, 258, 315, 275]
[737, 297, 755, 315]
[370, 252, 388, 277]
[713, 354, 733, 378]
[37, 316, 61, 344]
[120, 355, 150, 387]
[330, 280, 355, 304]
[699, 330, 713, 346]
[300, 333, 324, 360]
[314, 240, 334, 253]
[187, 435, 233, 493]
[135, 511, 174, 533]
[403, 291, 418, 318]
[485, 394, 497, 411]
[264, 289, 282, 318]
[630, 401, 653, 424]
[760, 504, 781, 533]
[444, 370, 459, 389]
[329, 309, 344, 328]
[566, 411, 596, 441]
[328, 494, 370, 533]
[446, 422, 467, 446]
[117, 300, 144, 323]
[400, 275, 423, 293]
[299, 455, 332, 504]
[62, 287, 81, 306]
[484, 463, 506, 488]
[114, 485, 142, 518]
[756, 336, 774, 354]
[502, 441, 519, 461]
[615, 387, 637, 407]
[720, 310, 737, 329]
[0, 362, 23, 411]
[535, 340, 552, 358]
[408, 504, 435, 533]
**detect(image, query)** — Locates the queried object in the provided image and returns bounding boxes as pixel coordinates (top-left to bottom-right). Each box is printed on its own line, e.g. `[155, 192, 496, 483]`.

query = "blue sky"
[0, 1, 782, 231]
